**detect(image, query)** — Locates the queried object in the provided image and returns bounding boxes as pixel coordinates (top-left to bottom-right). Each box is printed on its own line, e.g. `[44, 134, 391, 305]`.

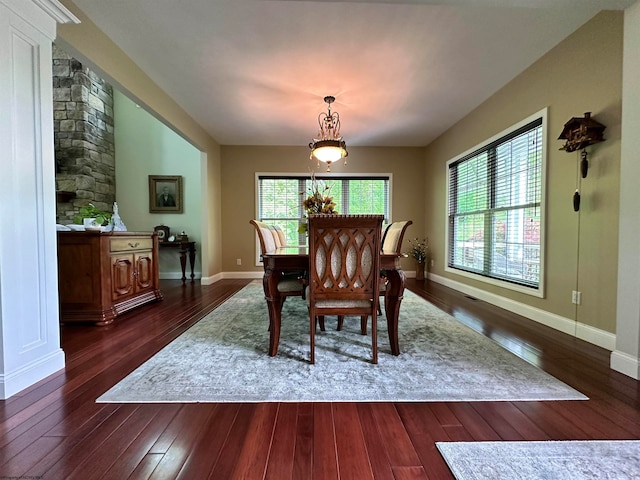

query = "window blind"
[258, 175, 390, 246]
[447, 118, 543, 288]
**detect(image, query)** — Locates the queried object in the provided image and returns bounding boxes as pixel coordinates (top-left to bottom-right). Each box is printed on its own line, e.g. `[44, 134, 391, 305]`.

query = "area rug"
[97, 282, 586, 403]
[436, 440, 640, 479]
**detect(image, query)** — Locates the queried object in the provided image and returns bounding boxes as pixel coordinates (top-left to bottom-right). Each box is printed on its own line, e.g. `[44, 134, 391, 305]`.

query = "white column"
[612, 0, 640, 379]
[0, 0, 78, 398]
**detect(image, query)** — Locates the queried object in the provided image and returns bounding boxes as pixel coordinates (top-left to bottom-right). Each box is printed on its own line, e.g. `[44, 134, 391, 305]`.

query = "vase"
[416, 260, 425, 281]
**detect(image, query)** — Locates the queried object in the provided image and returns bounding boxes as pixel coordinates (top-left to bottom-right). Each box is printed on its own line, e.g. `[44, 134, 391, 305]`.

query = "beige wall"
[221, 146, 426, 273]
[56, 0, 222, 278]
[424, 11, 623, 333]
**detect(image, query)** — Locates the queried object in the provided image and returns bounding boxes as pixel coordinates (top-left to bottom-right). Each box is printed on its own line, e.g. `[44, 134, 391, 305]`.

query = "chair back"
[381, 220, 413, 255]
[249, 219, 277, 256]
[270, 224, 286, 248]
[308, 214, 384, 305]
[307, 214, 384, 364]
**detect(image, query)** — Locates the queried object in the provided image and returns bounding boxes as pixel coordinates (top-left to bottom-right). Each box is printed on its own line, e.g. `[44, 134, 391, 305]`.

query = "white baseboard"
[428, 272, 616, 351]
[610, 350, 640, 379]
[0, 349, 65, 399]
[159, 272, 202, 281]
[199, 272, 259, 285]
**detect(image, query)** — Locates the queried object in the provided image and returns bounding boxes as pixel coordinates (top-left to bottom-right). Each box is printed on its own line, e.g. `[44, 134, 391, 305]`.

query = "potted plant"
[405, 237, 428, 281]
[73, 203, 112, 228]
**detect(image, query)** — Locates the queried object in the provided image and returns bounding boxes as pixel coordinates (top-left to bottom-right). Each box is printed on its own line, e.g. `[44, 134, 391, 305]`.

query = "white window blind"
[447, 117, 543, 289]
[258, 175, 390, 246]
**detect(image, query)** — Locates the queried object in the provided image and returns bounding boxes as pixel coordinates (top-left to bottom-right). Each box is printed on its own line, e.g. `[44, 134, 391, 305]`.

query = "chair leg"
[337, 315, 344, 331]
[372, 313, 378, 364]
[317, 316, 326, 332]
[310, 313, 315, 364]
[360, 316, 368, 335]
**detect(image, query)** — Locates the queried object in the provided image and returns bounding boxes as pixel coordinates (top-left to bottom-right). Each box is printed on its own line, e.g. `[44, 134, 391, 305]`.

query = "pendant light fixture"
[309, 95, 348, 172]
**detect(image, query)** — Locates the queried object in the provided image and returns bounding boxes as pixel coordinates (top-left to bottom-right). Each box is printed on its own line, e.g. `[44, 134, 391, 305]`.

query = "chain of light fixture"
[309, 95, 348, 172]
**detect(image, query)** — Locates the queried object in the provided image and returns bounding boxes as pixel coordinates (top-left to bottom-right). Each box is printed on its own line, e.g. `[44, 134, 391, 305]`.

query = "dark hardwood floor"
[1, 278, 639, 479]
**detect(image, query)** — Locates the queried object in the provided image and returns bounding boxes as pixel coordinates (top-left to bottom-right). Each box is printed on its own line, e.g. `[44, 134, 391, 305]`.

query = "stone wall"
[53, 44, 115, 223]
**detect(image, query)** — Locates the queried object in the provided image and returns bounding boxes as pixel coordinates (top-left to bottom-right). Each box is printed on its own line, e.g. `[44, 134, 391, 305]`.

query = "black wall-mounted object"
[558, 112, 606, 153]
[559, 112, 606, 211]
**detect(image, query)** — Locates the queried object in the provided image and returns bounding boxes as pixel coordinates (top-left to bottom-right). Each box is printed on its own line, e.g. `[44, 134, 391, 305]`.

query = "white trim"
[444, 107, 548, 299]
[159, 272, 202, 281]
[200, 273, 222, 285]
[0, 349, 65, 399]
[429, 272, 615, 351]
[31, 0, 79, 24]
[610, 350, 640, 380]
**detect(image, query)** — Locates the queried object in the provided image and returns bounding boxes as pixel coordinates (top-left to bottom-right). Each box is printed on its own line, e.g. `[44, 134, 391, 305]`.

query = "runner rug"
[436, 440, 640, 479]
[97, 282, 587, 403]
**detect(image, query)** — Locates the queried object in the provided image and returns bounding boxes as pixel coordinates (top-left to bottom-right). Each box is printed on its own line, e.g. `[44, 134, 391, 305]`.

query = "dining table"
[261, 245, 406, 357]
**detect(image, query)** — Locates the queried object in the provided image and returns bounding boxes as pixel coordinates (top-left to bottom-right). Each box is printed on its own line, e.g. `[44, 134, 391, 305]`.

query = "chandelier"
[309, 95, 348, 172]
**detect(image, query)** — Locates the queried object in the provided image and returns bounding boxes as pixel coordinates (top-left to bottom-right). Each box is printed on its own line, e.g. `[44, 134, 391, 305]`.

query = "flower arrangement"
[406, 237, 428, 263]
[301, 173, 337, 214]
[298, 173, 337, 233]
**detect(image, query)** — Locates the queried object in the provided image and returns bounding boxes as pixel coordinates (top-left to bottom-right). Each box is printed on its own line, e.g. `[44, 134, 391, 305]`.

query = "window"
[257, 174, 390, 249]
[446, 110, 545, 295]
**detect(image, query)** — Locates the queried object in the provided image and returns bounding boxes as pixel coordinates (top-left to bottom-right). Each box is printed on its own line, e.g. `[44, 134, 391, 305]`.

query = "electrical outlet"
[572, 290, 581, 305]
[236, 258, 242, 266]
[430, 259, 434, 267]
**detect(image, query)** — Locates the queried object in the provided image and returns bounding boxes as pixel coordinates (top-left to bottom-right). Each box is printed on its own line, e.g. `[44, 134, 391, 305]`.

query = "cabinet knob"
[128, 242, 140, 248]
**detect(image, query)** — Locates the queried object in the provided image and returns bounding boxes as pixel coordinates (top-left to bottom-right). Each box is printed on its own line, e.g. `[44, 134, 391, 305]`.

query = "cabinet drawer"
[110, 237, 152, 252]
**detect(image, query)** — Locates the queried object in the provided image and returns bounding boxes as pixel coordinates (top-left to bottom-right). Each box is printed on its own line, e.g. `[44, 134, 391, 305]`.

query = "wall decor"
[149, 175, 183, 213]
[557, 112, 606, 212]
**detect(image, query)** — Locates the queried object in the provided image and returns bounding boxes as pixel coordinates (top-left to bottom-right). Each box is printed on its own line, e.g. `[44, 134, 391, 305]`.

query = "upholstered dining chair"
[381, 220, 413, 255]
[249, 220, 304, 298]
[269, 224, 286, 248]
[337, 220, 413, 334]
[306, 214, 384, 364]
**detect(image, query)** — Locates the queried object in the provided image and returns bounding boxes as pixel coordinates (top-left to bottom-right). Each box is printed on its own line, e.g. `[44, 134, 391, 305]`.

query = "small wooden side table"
[159, 241, 196, 282]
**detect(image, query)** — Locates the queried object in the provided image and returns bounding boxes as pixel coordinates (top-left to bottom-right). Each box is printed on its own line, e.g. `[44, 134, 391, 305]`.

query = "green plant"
[405, 237, 428, 263]
[73, 203, 112, 226]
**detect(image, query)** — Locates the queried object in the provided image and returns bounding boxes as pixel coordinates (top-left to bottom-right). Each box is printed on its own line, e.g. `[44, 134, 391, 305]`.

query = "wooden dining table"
[261, 246, 406, 357]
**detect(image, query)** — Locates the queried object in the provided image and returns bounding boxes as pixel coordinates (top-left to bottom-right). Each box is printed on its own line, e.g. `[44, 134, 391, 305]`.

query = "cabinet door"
[135, 251, 155, 292]
[111, 253, 135, 300]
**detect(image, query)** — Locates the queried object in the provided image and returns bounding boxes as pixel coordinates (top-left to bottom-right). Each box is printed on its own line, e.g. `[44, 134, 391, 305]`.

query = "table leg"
[263, 263, 283, 356]
[178, 248, 187, 283]
[384, 266, 405, 355]
[188, 244, 196, 281]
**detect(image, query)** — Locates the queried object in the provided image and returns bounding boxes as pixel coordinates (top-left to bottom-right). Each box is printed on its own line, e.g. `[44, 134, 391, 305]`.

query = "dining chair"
[249, 220, 304, 298]
[269, 224, 286, 248]
[306, 214, 384, 364]
[337, 220, 413, 334]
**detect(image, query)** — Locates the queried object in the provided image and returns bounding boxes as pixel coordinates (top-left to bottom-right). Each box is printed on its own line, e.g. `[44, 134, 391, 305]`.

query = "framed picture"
[149, 175, 183, 213]
[154, 225, 170, 242]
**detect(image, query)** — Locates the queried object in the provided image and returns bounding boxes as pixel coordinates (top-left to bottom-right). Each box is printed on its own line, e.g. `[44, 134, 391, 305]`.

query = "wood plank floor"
[1, 278, 638, 479]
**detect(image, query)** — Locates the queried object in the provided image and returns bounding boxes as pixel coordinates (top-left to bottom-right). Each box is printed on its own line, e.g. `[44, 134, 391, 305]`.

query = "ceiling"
[70, 0, 633, 148]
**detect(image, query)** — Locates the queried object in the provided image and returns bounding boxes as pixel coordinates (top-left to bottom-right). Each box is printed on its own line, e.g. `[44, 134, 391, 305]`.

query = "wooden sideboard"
[57, 231, 163, 325]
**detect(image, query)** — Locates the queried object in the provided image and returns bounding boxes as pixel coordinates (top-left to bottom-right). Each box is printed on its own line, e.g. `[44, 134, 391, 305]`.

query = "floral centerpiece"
[298, 173, 337, 233]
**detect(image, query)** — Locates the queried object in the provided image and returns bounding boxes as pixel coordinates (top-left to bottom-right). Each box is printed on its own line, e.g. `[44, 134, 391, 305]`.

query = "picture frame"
[149, 175, 183, 213]
[154, 225, 170, 242]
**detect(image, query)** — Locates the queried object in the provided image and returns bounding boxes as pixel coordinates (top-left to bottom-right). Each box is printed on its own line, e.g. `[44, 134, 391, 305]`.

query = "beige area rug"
[97, 282, 587, 403]
[437, 440, 640, 479]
